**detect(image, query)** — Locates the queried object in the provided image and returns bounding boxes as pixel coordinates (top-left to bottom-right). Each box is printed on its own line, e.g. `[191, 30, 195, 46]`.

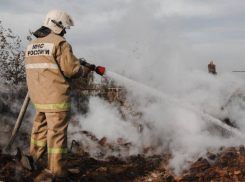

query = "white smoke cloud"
[68, 0, 245, 174]
[78, 97, 139, 142]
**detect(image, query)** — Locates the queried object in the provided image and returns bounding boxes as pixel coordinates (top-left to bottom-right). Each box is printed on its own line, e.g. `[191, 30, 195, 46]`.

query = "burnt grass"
[0, 151, 165, 182]
[2, 146, 245, 181]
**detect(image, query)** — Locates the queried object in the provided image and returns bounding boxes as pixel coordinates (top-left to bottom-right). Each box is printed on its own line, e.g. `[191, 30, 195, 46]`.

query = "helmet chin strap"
[59, 29, 66, 37]
[51, 20, 64, 29]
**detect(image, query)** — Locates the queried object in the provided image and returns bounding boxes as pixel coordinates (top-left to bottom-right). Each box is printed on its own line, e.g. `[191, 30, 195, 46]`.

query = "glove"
[79, 58, 96, 71]
[79, 58, 86, 64]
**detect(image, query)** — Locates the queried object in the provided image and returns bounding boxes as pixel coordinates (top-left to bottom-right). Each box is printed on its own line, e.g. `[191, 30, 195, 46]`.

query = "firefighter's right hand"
[79, 58, 86, 65]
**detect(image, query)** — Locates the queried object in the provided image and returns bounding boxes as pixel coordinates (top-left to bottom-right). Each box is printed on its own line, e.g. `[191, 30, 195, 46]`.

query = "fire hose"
[3, 93, 30, 153]
[3, 60, 105, 153]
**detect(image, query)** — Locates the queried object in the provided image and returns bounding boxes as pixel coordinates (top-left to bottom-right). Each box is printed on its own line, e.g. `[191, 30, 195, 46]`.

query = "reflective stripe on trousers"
[48, 148, 68, 154]
[31, 138, 47, 147]
[33, 103, 71, 110]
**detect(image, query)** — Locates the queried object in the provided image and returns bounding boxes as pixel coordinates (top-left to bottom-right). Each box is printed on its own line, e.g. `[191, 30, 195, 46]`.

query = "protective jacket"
[25, 32, 87, 112]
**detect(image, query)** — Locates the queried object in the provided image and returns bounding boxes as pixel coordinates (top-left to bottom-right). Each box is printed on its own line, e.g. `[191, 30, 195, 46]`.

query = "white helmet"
[43, 9, 74, 34]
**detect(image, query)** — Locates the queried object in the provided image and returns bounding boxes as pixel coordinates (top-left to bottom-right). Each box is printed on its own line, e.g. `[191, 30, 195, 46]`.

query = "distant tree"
[0, 21, 26, 85]
[26, 29, 33, 42]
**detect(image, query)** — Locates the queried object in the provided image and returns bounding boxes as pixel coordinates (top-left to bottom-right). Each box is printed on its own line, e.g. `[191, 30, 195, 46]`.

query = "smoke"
[72, 69, 245, 173]
[77, 97, 139, 141]
[0, 85, 34, 154]
[67, 0, 245, 174]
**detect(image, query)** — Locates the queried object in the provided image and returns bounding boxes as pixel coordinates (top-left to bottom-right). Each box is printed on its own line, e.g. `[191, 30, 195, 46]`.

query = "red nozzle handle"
[96, 66, 106, 76]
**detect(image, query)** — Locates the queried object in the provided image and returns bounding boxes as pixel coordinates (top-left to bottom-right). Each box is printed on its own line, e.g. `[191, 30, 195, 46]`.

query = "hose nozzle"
[96, 66, 105, 76]
[79, 58, 106, 76]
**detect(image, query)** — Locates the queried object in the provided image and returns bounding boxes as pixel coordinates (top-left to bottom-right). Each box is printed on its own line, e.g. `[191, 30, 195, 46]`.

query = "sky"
[1, 0, 245, 74]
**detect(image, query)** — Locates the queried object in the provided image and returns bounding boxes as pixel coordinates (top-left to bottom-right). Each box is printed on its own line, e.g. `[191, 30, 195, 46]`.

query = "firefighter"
[25, 9, 89, 182]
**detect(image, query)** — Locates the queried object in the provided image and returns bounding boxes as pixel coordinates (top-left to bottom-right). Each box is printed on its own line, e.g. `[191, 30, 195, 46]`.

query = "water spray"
[105, 71, 245, 140]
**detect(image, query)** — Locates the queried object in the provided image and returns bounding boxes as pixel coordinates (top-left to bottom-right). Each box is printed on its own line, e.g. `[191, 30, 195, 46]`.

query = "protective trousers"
[30, 111, 70, 177]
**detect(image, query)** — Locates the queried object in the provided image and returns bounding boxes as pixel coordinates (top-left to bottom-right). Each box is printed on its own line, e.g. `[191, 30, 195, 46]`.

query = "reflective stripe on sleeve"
[33, 103, 71, 110]
[26, 63, 59, 69]
[48, 148, 68, 154]
[31, 138, 47, 147]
